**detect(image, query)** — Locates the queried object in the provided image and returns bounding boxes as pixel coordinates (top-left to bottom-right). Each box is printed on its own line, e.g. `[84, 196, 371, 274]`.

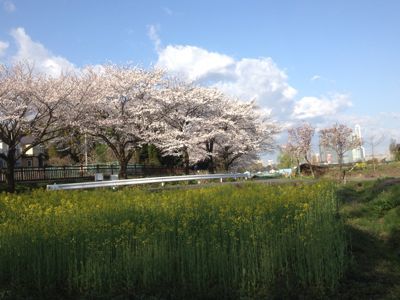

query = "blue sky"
[0, 0, 399, 157]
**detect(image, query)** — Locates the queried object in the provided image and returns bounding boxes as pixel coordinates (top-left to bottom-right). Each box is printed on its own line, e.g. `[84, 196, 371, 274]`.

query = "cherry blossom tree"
[77, 64, 164, 178]
[155, 81, 279, 174]
[192, 87, 226, 173]
[211, 100, 279, 172]
[287, 123, 315, 177]
[153, 81, 217, 174]
[0, 63, 74, 192]
[319, 123, 361, 181]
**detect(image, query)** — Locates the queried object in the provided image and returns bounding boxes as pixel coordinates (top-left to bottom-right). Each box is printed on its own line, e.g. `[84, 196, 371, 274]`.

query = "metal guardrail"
[46, 173, 249, 191]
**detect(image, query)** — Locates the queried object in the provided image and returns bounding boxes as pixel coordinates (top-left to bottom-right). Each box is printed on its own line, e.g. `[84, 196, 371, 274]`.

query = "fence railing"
[0, 164, 184, 183]
[47, 173, 249, 191]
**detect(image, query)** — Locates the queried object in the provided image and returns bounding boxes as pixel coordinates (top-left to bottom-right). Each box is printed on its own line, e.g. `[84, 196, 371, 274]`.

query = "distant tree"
[277, 149, 293, 169]
[133, 144, 162, 165]
[364, 133, 384, 172]
[212, 100, 279, 172]
[389, 139, 400, 161]
[49, 129, 96, 165]
[320, 123, 361, 182]
[147, 144, 161, 166]
[93, 143, 114, 163]
[287, 123, 315, 177]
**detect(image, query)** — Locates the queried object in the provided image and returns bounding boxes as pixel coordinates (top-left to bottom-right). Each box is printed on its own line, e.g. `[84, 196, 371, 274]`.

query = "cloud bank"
[292, 94, 352, 119]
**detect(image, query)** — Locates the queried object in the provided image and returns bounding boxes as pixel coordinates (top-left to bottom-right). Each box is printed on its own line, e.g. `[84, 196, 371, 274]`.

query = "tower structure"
[352, 124, 365, 162]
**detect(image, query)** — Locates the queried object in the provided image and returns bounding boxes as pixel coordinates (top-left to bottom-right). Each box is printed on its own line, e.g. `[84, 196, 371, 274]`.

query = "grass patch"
[335, 179, 400, 299]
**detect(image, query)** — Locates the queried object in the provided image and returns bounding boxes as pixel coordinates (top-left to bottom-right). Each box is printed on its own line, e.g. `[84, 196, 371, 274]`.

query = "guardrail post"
[220, 178, 223, 183]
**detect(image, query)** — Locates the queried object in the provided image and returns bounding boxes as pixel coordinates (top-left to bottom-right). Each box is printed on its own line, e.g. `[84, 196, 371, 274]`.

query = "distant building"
[311, 153, 320, 164]
[0, 137, 46, 168]
[351, 124, 366, 162]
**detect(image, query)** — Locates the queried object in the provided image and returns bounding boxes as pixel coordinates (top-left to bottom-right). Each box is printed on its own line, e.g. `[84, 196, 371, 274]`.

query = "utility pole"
[84, 133, 88, 167]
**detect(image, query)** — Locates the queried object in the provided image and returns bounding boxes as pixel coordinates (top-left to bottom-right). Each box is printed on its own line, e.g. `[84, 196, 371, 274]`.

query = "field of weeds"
[0, 183, 346, 299]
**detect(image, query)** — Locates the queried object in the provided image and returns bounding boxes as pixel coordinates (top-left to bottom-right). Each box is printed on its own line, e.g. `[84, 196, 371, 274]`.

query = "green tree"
[147, 144, 161, 166]
[389, 139, 400, 161]
[278, 151, 293, 169]
[94, 144, 109, 163]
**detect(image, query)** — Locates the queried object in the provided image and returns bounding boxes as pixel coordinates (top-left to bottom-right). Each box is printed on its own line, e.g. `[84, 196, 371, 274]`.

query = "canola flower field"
[0, 183, 346, 299]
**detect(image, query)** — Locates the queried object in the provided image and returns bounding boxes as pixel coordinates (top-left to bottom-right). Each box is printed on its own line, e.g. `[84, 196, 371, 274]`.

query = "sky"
[0, 0, 399, 160]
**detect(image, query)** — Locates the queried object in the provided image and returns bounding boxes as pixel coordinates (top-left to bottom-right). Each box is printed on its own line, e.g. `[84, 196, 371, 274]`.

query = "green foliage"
[147, 144, 161, 166]
[277, 151, 293, 169]
[133, 144, 162, 165]
[94, 143, 109, 163]
[337, 179, 400, 299]
[0, 183, 346, 299]
[389, 139, 400, 161]
[354, 162, 367, 170]
[370, 186, 400, 216]
[395, 152, 400, 161]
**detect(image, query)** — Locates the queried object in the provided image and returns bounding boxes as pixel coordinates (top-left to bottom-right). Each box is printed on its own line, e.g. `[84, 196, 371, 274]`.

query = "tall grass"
[0, 183, 346, 298]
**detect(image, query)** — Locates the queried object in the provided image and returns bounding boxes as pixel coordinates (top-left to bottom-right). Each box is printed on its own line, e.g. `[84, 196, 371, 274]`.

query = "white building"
[0, 138, 46, 168]
[351, 124, 366, 162]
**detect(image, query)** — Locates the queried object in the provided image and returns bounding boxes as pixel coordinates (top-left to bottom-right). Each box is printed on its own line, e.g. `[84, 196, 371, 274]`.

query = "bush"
[354, 162, 367, 170]
[369, 185, 400, 216]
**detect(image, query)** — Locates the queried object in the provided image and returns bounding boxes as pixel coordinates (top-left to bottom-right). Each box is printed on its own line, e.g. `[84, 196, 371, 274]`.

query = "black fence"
[0, 164, 185, 183]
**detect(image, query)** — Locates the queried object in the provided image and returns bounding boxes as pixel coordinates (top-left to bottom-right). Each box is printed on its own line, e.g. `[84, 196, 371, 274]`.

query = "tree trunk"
[118, 158, 128, 179]
[206, 141, 215, 174]
[208, 156, 215, 174]
[183, 149, 190, 175]
[305, 156, 315, 178]
[5, 148, 17, 193]
[296, 158, 301, 176]
[338, 154, 345, 183]
[223, 161, 229, 172]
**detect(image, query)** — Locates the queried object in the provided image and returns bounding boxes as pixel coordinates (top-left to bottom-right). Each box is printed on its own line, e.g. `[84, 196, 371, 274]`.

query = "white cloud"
[157, 45, 234, 81]
[310, 75, 321, 81]
[3, 1, 15, 13]
[214, 57, 297, 106]
[10, 27, 77, 76]
[292, 94, 352, 119]
[0, 41, 9, 57]
[147, 25, 162, 53]
[156, 44, 297, 116]
[162, 7, 173, 16]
